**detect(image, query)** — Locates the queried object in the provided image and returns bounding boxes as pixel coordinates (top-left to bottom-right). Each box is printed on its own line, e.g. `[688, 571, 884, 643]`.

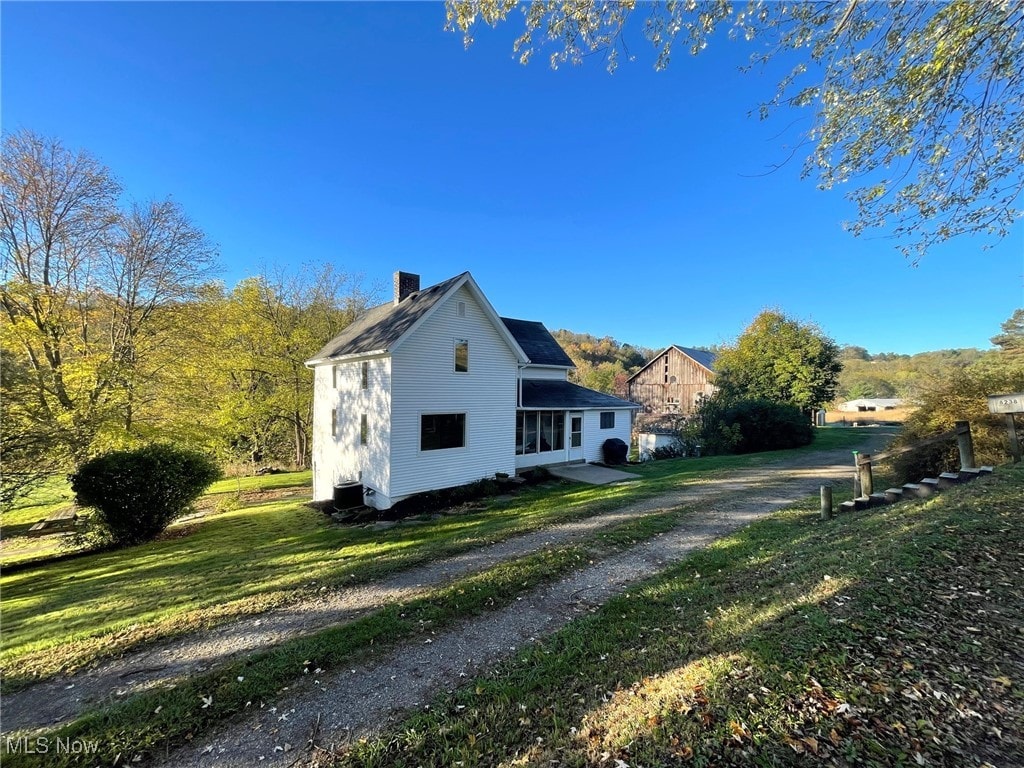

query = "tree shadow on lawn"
[342, 489, 989, 767]
[1, 478, 645, 679]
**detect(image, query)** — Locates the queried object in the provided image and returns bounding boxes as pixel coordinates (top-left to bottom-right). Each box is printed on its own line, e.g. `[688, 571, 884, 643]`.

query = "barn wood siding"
[627, 348, 714, 415]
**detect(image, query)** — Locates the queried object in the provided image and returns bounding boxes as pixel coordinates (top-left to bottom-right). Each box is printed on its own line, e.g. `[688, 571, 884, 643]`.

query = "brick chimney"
[393, 271, 420, 304]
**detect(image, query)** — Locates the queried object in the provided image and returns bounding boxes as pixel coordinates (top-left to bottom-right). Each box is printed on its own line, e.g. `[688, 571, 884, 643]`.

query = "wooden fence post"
[857, 453, 874, 497]
[852, 451, 861, 498]
[1006, 415, 1022, 463]
[955, 420, 976, 469]
[820, 485, 833, 520]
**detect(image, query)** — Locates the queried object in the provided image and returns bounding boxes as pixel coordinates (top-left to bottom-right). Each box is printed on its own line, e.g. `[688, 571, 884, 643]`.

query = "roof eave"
[304, 349, 389, 368]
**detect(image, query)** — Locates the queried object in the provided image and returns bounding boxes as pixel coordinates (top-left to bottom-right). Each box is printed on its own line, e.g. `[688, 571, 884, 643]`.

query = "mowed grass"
[0, 427, 884, 692]
[336, 463, 1023, 768]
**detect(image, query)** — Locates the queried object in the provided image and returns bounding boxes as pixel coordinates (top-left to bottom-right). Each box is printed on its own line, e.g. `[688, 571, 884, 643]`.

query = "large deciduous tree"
[446, 0, 1024, 261]
[1, 130, 216, 505]
[714, 309, 842, 413]
[215, 266, 372, 469]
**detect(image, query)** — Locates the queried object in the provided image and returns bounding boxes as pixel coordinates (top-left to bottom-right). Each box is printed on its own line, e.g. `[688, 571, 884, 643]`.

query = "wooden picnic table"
[28, 507, 78, 536]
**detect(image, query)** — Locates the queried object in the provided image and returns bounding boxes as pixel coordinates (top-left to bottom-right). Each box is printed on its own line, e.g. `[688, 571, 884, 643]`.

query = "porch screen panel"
[517, 411, 565, 454]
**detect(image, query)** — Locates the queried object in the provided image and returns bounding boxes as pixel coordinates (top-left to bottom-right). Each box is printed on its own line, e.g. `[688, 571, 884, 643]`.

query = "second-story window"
[455, 339, 469, 373]
[361, 361, 369, 389]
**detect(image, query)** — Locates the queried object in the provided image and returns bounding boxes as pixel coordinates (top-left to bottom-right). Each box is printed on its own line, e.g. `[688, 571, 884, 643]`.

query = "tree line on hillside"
[549, 330, 655, 394]
[838, 345, 989, 402]
[0, 130, 375, 506]
[4, 130, 1020, 509]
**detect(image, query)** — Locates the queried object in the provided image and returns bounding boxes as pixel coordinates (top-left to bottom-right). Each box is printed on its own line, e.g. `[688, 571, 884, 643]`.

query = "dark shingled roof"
[674, 346, 717, 372]
[501, 318, 574, 368]
[521, 379, 640, 410]
[309, 273, 467, 362]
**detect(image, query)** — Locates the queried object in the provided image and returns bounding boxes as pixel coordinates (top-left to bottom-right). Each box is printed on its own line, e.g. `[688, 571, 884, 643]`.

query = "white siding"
[582, 408, 633, 463]
[390, 285, 518, 502]
[515, 440, 569, 469]
[520, 366, 570, 381]
[311, 356, 391, 502]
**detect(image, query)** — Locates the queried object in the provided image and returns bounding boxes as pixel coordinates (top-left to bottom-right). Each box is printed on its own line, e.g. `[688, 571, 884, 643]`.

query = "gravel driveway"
[3, 429, 897, 761]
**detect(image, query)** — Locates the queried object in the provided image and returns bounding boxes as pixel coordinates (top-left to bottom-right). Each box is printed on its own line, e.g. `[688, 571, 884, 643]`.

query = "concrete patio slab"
[546, 463, 640, 485]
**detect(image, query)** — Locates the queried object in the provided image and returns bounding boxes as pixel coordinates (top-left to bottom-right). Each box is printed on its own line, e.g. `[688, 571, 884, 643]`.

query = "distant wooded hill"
[837, 346, 988, 402]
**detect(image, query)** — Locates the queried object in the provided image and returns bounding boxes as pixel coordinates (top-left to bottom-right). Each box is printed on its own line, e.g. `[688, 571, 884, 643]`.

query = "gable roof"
[625, 345, 717, 383]
[521, 379, 641, 410]
[306, 272, 527, 365]
[501, 318, 575, 368]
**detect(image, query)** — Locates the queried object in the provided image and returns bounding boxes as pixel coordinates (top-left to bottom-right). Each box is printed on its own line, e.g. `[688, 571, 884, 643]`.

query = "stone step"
[868, 492, 889, 507]
[938, 472, 961, 489]
[902, 483, 929, 499]
[979, 465, 994, 474]
[884, 487, 905, 503]
[919, 478, 941, 494]
[839, 500, 857, 514]
[854, 495, 871, 510]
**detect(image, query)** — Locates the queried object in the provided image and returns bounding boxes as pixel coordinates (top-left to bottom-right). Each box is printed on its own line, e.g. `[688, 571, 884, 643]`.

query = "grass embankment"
[1, 427, 879, 692]
[330, 463, 1023, 768]
[6, 503, 707, 768]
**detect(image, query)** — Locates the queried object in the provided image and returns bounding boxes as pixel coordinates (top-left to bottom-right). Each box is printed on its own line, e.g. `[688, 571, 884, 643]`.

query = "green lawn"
[0, 427, 886, 691]
[0, 477, 76, 529]
[338, 462, 1023, 768]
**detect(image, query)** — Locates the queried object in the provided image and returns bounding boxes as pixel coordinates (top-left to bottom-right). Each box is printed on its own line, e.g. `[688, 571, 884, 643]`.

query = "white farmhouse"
[306, 271, 640, 509]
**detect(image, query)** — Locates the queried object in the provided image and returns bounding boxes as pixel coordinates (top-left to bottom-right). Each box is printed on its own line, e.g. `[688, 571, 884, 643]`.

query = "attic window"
[455, 339, 469, 373]
[457, 301, 466, 317]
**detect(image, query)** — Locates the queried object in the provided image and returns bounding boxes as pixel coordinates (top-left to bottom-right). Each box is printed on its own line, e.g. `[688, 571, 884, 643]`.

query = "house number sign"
[987, 393, 1024, 414]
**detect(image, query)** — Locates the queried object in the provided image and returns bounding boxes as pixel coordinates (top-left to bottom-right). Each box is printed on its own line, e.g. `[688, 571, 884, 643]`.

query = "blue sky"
[3, 2, 1021, 355]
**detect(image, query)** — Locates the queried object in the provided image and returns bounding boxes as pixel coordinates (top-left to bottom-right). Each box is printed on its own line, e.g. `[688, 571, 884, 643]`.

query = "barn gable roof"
[625, 345, 717, 383]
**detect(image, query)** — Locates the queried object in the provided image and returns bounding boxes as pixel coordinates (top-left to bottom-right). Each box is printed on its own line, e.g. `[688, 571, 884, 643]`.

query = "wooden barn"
[626, 345, 717, 416]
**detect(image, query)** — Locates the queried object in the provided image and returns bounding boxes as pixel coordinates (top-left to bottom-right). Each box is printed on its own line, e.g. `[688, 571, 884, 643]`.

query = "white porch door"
[568, 412, 584, 462]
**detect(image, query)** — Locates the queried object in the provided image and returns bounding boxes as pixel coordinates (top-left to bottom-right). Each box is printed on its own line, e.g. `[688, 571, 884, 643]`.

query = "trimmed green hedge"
[71, 444, 221, 546]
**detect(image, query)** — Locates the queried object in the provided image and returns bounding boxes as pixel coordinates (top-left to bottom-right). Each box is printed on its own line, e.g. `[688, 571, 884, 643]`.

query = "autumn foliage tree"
[446, 0, 1024, 261]
[889, 309, 1024, 477]
[0, 130, 216, 504]
[1, 130, 372, 504]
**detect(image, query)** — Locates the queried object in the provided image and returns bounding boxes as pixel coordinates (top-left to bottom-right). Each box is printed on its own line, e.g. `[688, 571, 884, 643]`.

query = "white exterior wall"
[311, 356, 392, 502]
[514, 418, 570, 469]
[582, 408, 634, 463]
[638, 432, 681, 460]
[520, 366, 570, 381]
[388, 285, 519, 506]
